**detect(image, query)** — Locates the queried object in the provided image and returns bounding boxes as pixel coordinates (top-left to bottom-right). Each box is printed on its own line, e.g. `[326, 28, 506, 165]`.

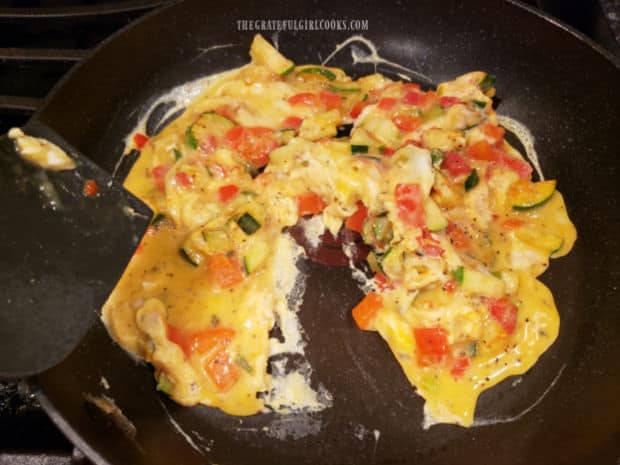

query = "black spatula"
[0, 121, 151, 378]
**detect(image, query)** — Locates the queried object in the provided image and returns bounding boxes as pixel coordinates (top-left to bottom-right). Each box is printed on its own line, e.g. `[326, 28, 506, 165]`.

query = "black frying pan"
[28, 0, 620, 464]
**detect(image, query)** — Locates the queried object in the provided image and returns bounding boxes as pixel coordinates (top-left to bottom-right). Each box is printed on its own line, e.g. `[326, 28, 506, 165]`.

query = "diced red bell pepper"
[345, 201, 368, 233]
[381, 147, 396, 156]
[151, 165, 169, 191]
[443, 279, 458, 293]
[319, 91, 342, 110]
[297, 192, 327, 216]
[414, 327, 449, 366]
[418, 227, 439, 243]
[223, 126, 279, 168]
[167, 325, 235, 358]
[403, 83, 421, 92]
[468, 140, 532, 180]
[204, 347, 240, 392]
[402, 90, 426, 106]
[167, 324, 239, 391]
[352, 292, 383, 330]
[378, 97, 398, 111]
[403, 139, 424, 148]
[350, 101, 369, 119]
[482, 123, 505, 145]
[450, 356, 470, 377]
[82, 179, 98, 197]
[215, 104, 237, 122]
[501, 217, 525, 231]
[500, 155, 533, 180]
[281, 116, 303, 130]
[133, 133, 149, 150]
[374, 272, 390, 291]
[439, 96, 460, 108]
[288, 92, 320, 106]
[395, 183, 425, 228]
[446, 223, 471, 250]
[420, 244, 445, 257]
[441, 152, 471, 177]
[199, 134, 217, 155]
[218, 184, 239, 202]
[175, 172, 192, 188]
[487, 297, 518, 334]
[207, 253, 244, 288]
[392, 114, 421, 132]
[466, 140, 500, 161]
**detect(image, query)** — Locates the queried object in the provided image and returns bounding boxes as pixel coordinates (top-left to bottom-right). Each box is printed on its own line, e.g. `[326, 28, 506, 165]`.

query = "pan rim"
[506, 0, 620, 70]
[34, 383, 110, 465]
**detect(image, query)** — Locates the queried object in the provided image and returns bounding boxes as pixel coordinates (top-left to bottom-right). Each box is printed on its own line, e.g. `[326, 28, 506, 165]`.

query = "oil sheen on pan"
[102, 34, 576, 427]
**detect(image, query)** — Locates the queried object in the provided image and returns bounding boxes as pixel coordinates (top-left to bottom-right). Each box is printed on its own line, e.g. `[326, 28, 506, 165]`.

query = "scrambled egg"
[102, 35, 576, 426]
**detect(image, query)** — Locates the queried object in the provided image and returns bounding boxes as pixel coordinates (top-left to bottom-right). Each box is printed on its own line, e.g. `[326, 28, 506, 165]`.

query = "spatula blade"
[0, 126, 151, 378]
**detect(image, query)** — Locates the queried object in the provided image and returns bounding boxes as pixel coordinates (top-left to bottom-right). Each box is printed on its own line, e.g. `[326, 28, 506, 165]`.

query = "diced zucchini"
[363, 115, 401, 148]
[350, 128, 379, 152]
[243, 241, 268, 273]
[510, 180, 556, 210]
[464, 169, 479, 191]
[351, 144, 369, 154]
[461, 268, 505, 297]
[380, 245, 402, 276]
[372, 215, 393, 244]
[296, 66, 336, 80]
[452, 266, 464, 285]
[478, 74, 496, 93]
[366, 251, 382, 273]
[336, 123, 353, 138]
[172, 148, 183, 160]
[473, 100, 487, 109]
[237, 213, 261, 235]
[430, 148, 444, 166]
[328, 84, 361, 93]
[468, 341, 477, 357]
[276, 129, 296, 145]
[185, 126, 198, 149]
[421, 104, 445, 123]
[423, 198, 447, 231]
[201, 229, 231, 255]
[515, 225, 564, 257]
[250, 34, 294, 76]
[188, 112, 236, 148]
[150, 212, 166, 226]
[179, 246, 201, 267]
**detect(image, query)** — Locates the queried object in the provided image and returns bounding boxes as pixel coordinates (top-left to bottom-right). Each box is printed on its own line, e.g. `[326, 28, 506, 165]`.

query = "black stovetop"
[1, 1, 619, 464]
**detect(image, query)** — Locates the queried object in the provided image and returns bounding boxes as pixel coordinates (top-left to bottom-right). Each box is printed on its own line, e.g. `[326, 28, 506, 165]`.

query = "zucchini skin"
[237, 213, 261, 235]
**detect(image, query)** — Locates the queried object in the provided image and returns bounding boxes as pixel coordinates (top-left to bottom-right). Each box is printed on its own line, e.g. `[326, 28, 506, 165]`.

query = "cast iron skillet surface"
[31, 0, 619, 464]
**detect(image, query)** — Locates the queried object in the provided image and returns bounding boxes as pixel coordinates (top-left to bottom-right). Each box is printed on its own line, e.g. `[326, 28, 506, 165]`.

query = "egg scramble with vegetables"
[102, 35, 576, 426]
